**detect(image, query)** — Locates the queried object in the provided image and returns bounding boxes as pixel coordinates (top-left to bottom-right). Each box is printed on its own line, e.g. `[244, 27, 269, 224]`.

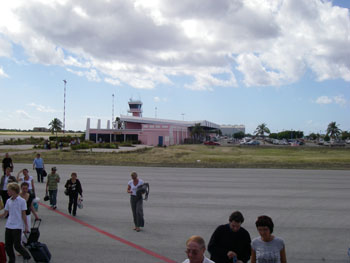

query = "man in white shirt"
[0, 182, 31, 263]
[183, 235, 215, 263]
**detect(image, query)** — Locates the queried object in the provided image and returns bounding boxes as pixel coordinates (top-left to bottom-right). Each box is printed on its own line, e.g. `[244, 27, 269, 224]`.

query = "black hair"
[255, 215, 274, 233]
[229, 211, 244, 223]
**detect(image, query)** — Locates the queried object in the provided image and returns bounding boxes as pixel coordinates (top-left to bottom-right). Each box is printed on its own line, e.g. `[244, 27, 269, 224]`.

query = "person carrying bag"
[64, 172, 83, 216]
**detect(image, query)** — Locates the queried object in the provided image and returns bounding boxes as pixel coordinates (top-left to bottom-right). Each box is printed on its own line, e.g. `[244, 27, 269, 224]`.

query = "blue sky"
[0, 0, 349, 134]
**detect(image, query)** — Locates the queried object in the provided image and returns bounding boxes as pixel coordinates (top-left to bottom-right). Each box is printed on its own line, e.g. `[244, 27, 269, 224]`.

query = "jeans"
[49, 189, 57, 206]
[5, 228, 31, 262]
[36, 168, 43, 183]
[130, 195, 144, 227]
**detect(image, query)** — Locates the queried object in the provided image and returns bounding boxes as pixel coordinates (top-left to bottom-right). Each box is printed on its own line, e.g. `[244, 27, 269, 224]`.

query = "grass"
[9, 145, 350, 169]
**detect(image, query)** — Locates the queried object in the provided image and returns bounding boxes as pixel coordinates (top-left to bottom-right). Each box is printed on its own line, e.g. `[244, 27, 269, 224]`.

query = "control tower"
[128, 99, 143, 117]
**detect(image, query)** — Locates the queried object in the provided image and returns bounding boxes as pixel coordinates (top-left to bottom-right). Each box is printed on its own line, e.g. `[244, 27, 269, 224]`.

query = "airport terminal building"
[220, 125, 245, 136]
[85, 100, 222, 146]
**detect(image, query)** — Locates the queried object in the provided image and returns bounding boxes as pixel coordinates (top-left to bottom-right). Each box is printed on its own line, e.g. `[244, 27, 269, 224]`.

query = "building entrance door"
[158, 136, 163, 146]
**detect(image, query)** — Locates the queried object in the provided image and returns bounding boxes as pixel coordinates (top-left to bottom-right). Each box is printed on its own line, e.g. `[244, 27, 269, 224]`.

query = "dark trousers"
[130, 195, 144, 227]
[5, 228, 31, 262]
[0, 190, 9, 207]
[68, 192, 78, 215]
[36, 168, 43, 183]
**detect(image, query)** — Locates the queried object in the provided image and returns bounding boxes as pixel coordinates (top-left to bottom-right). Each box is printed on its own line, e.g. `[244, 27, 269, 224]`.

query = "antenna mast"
[63, 80, 67, 133]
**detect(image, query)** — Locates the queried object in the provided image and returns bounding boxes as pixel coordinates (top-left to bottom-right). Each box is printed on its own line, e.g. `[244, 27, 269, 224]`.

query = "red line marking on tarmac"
[39, 202, 176, 263]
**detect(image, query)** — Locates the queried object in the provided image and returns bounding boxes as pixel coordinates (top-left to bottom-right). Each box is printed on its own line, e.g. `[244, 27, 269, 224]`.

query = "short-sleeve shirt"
[5, 196, 27, 229]
[251, 236, 285, 263]
[182, 256, 215, 263]
[33, 158, 44, 169]
[128, 179, 144, 196]
[47, 173, 60, 190]
[20, 176, 34, 190]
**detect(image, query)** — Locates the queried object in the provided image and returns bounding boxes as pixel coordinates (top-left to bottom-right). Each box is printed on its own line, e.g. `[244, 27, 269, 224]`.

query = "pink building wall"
[125, 122, 142, 129]
[139, 124, 189, 146]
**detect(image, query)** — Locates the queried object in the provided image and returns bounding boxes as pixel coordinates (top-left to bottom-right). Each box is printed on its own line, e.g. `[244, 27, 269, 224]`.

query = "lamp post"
[63, 80, 67, 133]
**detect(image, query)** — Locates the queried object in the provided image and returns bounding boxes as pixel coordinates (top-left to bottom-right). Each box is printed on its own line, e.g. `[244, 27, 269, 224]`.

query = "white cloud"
[315, 95, 347, 106]
[0, 66, 9, 78]
[0, 37, 12, 57]
[15, 110, 32, 119]
[0, 0, 349, 89]
[333, 95, 347, 106]
[316, 96, 333, 104]
[66, 68, 101, 82]
[153, 96, 168, 102]
[28, 103, 59, 113]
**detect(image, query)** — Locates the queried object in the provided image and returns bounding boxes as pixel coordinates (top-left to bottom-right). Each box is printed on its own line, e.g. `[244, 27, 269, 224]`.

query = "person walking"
[64, 172, 83, 216]
[45, 167, 60, 209]
[2, 153, 14, 175]
[33, 153, 45, 183]
[19, 182, 39, 244]
[0, 167, 17, 207]
[0, 182, 32, 263]
[251, 215, 287, 263]
[182, 235, 214, 263]
[208, 211, 251, 263]
[127, 171, 144, 232]
[16, 169, 36, 197]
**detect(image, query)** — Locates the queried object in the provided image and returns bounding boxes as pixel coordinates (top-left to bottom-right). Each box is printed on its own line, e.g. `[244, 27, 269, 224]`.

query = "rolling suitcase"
[27, 242, 51, 263]
[26, 219, 41, 245]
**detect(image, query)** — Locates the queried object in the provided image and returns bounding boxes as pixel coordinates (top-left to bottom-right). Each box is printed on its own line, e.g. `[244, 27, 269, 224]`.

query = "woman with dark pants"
[65, 173, 82, 216]
[127, 172, 144, 232]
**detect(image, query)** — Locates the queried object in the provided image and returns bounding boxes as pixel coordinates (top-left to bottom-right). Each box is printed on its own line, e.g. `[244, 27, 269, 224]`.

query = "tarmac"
[0, 165, 350, 263]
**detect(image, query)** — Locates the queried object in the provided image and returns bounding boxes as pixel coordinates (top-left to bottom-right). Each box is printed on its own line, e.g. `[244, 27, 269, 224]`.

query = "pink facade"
[138, 124, 189, 146]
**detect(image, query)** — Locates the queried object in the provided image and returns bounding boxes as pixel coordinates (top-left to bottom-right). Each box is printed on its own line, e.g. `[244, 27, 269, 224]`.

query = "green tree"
[115, 117, 122, 129]
[255, 123, 270, 138]
[326, 121, 341, 139]
[49, 118, 63, 140]
[233, 131, 245, 139]
[191, 123, 205, 143]
[308, 133, 317, 140]
[341, 131, 350, 141]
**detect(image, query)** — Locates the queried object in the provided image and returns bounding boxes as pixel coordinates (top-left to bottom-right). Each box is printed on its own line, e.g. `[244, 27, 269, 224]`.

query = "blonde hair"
[7, 182, 20, 194]
[186, 235, 205, 249]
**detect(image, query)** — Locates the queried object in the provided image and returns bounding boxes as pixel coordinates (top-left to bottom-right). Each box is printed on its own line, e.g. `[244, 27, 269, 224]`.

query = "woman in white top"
[17, 169, 35, 196]
[127, 171, 144, 232]
[251, 215, 287, 263]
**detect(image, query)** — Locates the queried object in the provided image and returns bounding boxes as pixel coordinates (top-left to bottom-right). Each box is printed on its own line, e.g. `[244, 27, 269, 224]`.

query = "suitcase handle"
[32, 218, 41, 229]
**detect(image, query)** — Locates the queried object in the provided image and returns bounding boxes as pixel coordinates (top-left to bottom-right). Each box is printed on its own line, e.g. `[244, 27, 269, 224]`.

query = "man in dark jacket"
[208, 211, 251, 263]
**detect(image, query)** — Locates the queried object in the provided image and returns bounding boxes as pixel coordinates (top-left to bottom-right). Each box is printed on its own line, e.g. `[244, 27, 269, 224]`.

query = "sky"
[0, 0, 349, 134]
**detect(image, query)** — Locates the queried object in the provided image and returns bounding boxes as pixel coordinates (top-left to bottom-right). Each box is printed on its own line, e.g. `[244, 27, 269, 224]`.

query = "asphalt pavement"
[1, 165, 350, 263]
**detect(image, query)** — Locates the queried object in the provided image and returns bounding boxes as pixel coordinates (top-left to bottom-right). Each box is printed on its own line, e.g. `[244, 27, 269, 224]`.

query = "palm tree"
[326, 121, 341, 139]
[115, 117, 122, 129]
[255, 123, 270, 138]
[49, 118, 63, 140]
[191, 123, 205, 143]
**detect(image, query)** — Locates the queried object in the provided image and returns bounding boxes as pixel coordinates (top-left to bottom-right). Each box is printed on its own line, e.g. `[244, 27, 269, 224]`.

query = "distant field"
[11, 144, 350, 169]
[0, 131, 82, 136]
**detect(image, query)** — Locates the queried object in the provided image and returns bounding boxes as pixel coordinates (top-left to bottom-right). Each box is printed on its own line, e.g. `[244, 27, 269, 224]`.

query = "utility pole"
[112, 94, 115, 123]
[181, 113, 185, 121]
[63, 80, 67, 133]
